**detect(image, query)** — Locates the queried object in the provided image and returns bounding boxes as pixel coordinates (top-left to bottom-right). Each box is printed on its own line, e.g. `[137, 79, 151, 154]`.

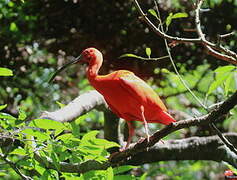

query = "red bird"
[51, 47, 175, 149]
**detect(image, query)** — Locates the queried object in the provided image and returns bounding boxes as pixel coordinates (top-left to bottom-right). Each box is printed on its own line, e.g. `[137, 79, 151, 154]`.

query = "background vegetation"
[0, 0, 237, 179]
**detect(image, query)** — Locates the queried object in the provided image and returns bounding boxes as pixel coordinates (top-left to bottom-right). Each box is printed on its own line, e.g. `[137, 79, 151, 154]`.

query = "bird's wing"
[118, 71, 167, 111]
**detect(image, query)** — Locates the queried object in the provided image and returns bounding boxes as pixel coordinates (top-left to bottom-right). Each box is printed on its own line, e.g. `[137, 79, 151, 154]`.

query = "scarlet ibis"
[50, 47, 175, 149]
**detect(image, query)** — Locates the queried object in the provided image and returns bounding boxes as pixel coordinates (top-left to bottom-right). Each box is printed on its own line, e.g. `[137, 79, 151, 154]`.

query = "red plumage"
[81, 47, 175, 148]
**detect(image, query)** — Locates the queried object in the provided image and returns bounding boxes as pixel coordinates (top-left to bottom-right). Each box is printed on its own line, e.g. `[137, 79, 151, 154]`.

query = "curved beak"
[48, 54, 82, 83]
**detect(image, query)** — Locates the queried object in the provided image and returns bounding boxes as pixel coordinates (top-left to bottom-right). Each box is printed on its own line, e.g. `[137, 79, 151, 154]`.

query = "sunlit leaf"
[114, 175, 135, 180]
[148, 9, 158, 19]
[56, 133, 74, 142]
[10, 22, 18, 32]
[0, 112, 16, 120]
[119, 53, 141, 59]
[10, 148, 27, 156]
[0, 67, 13, 76]
[207, 73, 230, 95]
[0, 172, 7, 177]
[140, 172, 147, 180]
[165, 13, 173, 27]
[225, 74, 233, 95]
[91, 138, 120, 148]
[106, 167, 114, 180]
[0, 104, 7, 111]
[18, 108, 27, 120]
[29, 119, 65, 130]
[81, 130, 99, 142]
[113, 165, 138, 175]
[166, 12, 188, 27]
[145, 47, 151, 58]
[214, 65, 235, 73]
[171, 12, 188, 19]
[21, 128, 50, 141]
[56, 101, 65, 108]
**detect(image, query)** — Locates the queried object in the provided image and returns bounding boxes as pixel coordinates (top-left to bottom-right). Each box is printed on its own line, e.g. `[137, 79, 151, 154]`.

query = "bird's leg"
[124, 121, 134, 150]
[140, 105, 150, 143]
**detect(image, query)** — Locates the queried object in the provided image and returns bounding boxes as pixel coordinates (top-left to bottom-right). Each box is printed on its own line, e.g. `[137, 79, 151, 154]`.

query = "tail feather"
[148, 110, 176, 125]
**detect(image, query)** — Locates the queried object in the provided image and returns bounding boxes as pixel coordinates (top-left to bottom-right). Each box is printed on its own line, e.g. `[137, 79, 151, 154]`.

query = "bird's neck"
[86, 62, 101, 83]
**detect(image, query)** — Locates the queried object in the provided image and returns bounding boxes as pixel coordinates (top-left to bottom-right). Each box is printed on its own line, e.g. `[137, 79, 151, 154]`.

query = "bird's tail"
[148, 110, 176, 125]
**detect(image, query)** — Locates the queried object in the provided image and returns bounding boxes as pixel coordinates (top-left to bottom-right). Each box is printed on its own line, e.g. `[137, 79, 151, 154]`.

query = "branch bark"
[109, 90, 237, 164]
[133, 0, 237, 65]
[32, 133, 237, 172]
[40, 90, 106, 122]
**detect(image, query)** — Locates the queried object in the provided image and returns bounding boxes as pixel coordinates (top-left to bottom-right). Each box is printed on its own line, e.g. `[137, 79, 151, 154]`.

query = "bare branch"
[195, 0, 237, 64]
[40, 90, 106, 123]
[125, 133, 237, 168]
[133, 0, 237, 65]
[32, 133, 237, 172]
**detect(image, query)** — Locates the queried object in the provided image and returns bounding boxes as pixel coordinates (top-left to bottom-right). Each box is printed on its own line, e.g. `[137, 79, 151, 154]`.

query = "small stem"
[0, 153, 33, 180]
[154, 0, 208, 111]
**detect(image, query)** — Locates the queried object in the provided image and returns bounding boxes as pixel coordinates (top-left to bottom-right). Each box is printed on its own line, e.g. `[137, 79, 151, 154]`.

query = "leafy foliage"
[0, 0, 237, 179]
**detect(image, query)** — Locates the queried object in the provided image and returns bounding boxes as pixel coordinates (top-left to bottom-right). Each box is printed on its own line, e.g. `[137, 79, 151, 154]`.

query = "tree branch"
[133, 0, 237, 65]
[32, 133, 237, 172]
[40, 90, 106, 122]
[125, 133, 237, 168]
[109, 90, 237, 164]
[0, 153, 33, 180]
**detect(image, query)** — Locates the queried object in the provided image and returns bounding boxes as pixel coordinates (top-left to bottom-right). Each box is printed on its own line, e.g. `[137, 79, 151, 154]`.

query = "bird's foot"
[160, 139, 165, 144]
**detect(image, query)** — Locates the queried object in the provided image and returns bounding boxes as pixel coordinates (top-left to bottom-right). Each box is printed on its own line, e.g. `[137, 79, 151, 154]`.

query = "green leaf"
[214, 65, 235, 73]
[145, 47, 151, 58]
[0, 172, 7, 177]
[165, 13, 173, 27]
[91, 138, 120, 149]
[51, 152, 60, 171]
[29, 119, 65, 130]
[207, 73, 230, 95]
[140, 173, 148, 180]
[114, 175, 135, 180]
[106, 167, 114, 180]
[10, 148, 27, 156]
[166, 12, 188, 27]
[113, 165, 138, 175]
[0, 112, 16, 120]
[0, 104, 7, 111]
[18, 108, 27, 120]
[0, 67, 13, 76]
[225, 74, 233, 95]
[10, 22, 18, 32]
[56, 133, 74, 142]
[21, 128, 50, 141]
[148, 9, 158, 19]
[171, 12, 188, 19]
[81, 130, 99, 142]
[56, 101, 65, 108]
[119, 53, 141, 59]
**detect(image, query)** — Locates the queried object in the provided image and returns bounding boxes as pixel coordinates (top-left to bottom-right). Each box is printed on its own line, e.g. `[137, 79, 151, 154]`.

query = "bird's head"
[48, 47, 103, 83]
[80, 47, 103, 66]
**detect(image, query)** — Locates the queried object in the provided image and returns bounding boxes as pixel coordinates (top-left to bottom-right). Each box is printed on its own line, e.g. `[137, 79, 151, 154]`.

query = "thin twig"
[195, 0, 237, 64]
[133, 0, 237, 65]
[153, 0, 208, 110]
[0, 153, 33, 180]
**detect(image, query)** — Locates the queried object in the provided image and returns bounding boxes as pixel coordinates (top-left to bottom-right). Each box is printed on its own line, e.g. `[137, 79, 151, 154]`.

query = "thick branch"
[109, 91, 237, 163]
[40, 90, 106, 122]
[32, 133, 237, 172]
[125, 133, 237, 167]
